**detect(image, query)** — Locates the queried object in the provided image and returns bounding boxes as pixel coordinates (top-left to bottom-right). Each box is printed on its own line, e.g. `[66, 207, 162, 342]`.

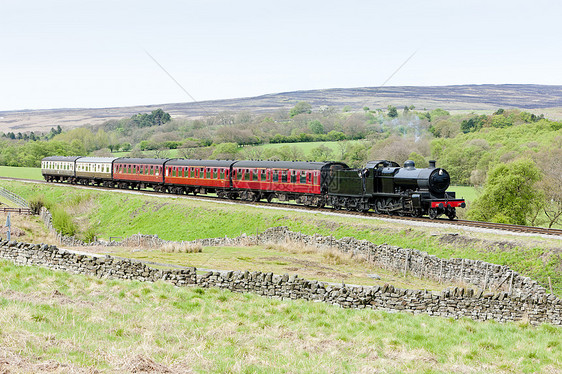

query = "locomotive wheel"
[428, 208, 440, 219]
[385, 198, 394, 215]
[446, 208, 456, 220]
[374, 199, 383, 214]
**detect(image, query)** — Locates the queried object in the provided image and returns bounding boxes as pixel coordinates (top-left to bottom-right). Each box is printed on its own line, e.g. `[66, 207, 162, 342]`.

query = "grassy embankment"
[1, 260, 561, 373]
[1, 180, 561, 296]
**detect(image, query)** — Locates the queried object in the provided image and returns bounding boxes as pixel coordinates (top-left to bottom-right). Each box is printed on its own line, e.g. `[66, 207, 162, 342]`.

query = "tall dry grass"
[161, 241, 203, 253]
[264, 241, 354, 266]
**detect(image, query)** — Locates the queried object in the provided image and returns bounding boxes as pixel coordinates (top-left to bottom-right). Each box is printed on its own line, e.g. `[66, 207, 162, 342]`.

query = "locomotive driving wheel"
[374, 199, 383, 214]
[413, 209, 423, 218]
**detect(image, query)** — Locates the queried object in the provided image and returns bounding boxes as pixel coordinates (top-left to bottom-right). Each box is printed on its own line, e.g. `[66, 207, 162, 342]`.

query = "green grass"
[1, 259, 561, 373]
[3, 179, 562, 296]
[0, 166, 43, 180]
[450, 185, 480, 203]
[256, 140, 362, 154]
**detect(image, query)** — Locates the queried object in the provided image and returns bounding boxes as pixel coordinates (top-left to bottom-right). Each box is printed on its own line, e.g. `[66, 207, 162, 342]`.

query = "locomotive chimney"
[429, 160, 436, 168]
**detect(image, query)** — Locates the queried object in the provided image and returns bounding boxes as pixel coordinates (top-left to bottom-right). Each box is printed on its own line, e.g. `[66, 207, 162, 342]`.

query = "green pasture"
[254, 140, 362, 153]
[0, 166, 43, 180]
[450, 185, 480, 203]
[0, 259, 561, 373]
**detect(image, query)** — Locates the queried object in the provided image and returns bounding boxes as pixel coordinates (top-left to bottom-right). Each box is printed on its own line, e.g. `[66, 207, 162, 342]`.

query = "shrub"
[28, 195, 47, 215]
[51, 206, 77, 236]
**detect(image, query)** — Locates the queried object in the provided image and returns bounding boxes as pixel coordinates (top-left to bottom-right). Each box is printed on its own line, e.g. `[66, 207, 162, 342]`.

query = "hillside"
[2, 84, 562, 133]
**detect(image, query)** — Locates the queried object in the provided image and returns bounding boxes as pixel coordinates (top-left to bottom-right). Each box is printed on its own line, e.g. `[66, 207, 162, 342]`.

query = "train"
[41, 156, 465, 219]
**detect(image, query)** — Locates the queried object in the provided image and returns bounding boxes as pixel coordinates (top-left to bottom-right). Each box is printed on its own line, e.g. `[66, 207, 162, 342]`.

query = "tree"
[387, 105, 398, 118]
[120, 143, 132, 152]
[535, 145, 562, 228]
[308, 120, 324, 135]
[289, 102, 312, 117]
[345, 142, 369, 167]
[211, 142, 239, 159]
[150, 109, 171, 126]
[430, 119, 460, 138]
[467, 159, 543, 225]
[130, 109, 171, 127]
[310, 145, 333, 161]
[460, 115, 485, 133]
[336, 141, 350, 160]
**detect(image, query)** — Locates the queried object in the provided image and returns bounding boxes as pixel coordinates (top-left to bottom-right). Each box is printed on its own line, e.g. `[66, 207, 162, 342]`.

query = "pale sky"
[1, 0, 561, 111]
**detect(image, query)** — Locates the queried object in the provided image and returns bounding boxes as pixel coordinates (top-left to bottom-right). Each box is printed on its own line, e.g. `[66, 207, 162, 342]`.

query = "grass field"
[2, 180, 562, 296]
[0, 166, 43, 181]
[450, 185, 479, 203]
[255, 140, 362, 154]
[1, 259, 561, 373]
[104, 243, 448, 291]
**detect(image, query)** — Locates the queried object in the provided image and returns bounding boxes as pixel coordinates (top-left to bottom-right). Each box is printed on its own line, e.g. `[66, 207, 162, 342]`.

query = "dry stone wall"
[189, 226, 546, 297]
[0, 234, 561, 326]
[0, 240, 196, 286]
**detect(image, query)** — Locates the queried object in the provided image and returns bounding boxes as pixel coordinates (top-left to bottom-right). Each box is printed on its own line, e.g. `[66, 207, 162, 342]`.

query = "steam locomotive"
[41, 156, 465, 219]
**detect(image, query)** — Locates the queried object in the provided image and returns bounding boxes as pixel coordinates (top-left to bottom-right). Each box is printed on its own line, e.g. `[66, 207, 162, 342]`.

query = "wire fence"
[0, 187, 29, 208]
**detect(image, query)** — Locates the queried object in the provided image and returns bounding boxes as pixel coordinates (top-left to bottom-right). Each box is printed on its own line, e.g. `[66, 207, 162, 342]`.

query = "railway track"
[2, 176, 562, 238]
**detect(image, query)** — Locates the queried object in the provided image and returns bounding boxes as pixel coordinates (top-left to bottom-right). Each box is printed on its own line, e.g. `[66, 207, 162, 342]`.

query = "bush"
[51, 206, 77, 236]
[28, 195, 47, 215]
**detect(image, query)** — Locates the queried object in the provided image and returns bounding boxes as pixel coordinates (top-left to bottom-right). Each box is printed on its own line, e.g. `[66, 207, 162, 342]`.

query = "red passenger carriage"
[163, 159, 236, 195]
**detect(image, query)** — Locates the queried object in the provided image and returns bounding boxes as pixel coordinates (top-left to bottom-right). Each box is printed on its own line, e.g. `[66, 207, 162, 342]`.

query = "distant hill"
[1, 84, 561, 133]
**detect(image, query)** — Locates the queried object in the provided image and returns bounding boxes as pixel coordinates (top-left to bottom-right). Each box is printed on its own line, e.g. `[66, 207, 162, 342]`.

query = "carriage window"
[213, 168, 218, 179]
[300, 172, 306, 184]
[290, 171, 296, 184]
[253, 170, 258, 181]
[273, 172, 279, 182]
[281, 171, 288, 183]
[220, 169, 225, 179]
[314, 173, 319, 185]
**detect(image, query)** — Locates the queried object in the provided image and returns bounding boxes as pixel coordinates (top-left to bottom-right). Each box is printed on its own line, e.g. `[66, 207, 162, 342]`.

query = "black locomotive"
[327, 159, 465, 219]
[41, 156, 465, 219]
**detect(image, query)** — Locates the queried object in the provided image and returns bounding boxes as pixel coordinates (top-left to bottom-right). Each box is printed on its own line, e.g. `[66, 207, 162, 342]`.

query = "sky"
[1, 0, 561, 111]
